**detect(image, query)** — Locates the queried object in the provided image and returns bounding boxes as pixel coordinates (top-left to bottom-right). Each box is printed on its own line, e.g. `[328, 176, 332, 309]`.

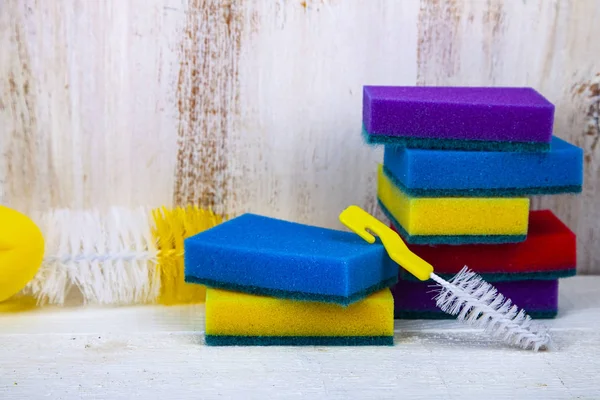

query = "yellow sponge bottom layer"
[377, 164, 529, 236]
[205, 288, 394, 337]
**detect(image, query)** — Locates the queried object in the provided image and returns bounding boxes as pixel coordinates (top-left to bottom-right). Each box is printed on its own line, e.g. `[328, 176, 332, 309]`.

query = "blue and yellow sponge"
[205, 287, 395, 346]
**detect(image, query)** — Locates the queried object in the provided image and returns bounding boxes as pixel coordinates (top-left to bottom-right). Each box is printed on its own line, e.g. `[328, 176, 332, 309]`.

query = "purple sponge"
[363, 86, 555, 152]
[392, 278, 559, 319]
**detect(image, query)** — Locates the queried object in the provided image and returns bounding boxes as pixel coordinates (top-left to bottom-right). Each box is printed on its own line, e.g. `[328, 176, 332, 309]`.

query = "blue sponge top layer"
[383, 136, 583, 195]
[184, 213, 398, 300]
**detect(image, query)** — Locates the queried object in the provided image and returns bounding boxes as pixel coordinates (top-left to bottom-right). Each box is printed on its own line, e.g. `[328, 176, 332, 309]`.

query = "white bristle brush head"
[431, 267, 552, 351]
[22, 207, 161, 306]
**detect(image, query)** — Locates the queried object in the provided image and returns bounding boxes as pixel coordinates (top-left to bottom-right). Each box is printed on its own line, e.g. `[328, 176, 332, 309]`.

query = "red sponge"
[392, 210, 576, 281]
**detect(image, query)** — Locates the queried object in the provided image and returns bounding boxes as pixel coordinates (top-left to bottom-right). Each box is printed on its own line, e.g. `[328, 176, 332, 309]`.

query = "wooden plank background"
[1, 0, 598, 273]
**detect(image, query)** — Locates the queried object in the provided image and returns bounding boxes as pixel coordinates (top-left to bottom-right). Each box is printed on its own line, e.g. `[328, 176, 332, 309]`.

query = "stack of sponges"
[184, 214, 398, 346]
[363, 86, 583, 319]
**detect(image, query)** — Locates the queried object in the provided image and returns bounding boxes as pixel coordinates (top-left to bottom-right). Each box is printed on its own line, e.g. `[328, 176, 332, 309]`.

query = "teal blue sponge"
[363, 125, 549, 152]
[205, 336, 394, 346]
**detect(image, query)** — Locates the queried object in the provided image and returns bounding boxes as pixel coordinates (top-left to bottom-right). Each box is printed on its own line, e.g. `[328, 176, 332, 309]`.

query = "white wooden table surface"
[1, 277, 599, 400]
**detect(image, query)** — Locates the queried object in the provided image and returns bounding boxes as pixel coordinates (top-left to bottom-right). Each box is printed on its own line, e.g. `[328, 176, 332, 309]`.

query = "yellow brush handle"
[0, 206, 45, 303]
[339, 205, 433, 281]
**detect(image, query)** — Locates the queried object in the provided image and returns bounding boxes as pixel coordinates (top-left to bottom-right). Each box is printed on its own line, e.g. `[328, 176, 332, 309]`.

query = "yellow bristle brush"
[13, 205, 224, 307]
[152, 206, 225, 305]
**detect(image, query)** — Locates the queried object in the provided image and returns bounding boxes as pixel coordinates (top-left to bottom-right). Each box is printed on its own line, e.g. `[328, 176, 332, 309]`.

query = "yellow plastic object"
[339, 205, 433, 281]
[0, 206, 45, 303]
[377, 164, 529, 236]
[151, 205, 225, 305]
[205, 287, 394, 337]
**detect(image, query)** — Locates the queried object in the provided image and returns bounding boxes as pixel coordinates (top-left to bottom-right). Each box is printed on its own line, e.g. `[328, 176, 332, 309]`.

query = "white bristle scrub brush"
[21, 205, 224, 307]
[23, 207, 161, 306]
[339, 205, 551, 351]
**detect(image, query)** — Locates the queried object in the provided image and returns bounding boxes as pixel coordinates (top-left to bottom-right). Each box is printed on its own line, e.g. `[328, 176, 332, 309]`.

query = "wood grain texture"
[416, 0, 600, 273]
[1, 0, 599, 271]
[174, 0, 243, 213]
[226, 0, 418, 226]
[0, 0, 184, 212]
[1, 276, 600, 399]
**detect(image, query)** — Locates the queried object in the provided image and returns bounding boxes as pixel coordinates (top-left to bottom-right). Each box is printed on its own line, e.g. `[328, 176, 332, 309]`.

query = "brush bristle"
[431, 267, 551, 351]
[151, 205, 224, 305]
[23, 207, 161, 306]
[21, 205, 224, 307]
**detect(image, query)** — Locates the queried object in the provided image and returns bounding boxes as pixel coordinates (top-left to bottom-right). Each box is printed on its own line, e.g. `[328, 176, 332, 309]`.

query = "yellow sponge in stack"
[377, 164, 530, 244]
[205, 287, 394, 346]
